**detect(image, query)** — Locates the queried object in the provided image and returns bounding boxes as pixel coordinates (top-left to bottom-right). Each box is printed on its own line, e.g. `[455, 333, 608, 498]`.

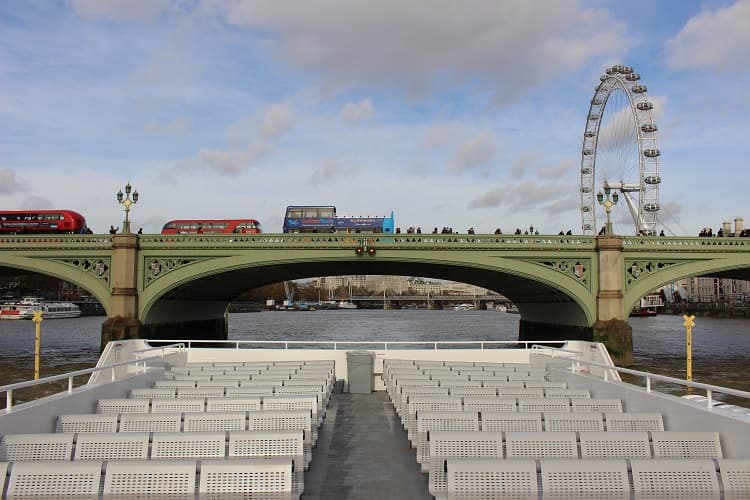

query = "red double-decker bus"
[0, 210, 89, 234]
[160, 219, 263, 234]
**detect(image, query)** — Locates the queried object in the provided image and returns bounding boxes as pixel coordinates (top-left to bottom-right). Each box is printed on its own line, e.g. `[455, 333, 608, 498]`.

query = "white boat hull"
[0, 297, 82, 320]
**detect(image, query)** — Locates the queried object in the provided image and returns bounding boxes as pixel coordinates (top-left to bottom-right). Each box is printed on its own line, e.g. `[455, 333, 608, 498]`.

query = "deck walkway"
[304, 387, 431, 499]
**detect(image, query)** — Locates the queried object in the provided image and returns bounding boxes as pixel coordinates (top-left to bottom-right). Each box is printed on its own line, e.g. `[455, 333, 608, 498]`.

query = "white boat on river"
[0, 297, 81, 320]
[0, 337, 749, 499]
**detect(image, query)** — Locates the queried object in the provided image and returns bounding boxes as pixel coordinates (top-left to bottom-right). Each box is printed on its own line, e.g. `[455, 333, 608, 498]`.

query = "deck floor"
[304, 388, 431, 499]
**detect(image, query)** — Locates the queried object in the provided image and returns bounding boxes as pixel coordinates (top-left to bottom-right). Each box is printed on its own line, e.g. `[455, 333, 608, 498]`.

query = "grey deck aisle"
[304, 390, 431, 500]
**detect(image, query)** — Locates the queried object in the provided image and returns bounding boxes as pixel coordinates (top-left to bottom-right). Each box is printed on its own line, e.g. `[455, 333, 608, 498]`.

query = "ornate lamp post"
[596, 185, 619, 236]
[116, 182, 139, 234]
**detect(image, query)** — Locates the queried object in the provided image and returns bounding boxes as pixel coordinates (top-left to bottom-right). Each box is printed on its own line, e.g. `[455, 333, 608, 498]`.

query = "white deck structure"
[0, 339, 749, 498]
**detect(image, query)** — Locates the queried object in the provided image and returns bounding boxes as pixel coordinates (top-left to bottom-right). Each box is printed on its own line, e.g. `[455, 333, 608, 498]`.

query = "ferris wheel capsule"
[643, 149, 660, 158]
[636, 101, 654, 111]
[626, 73, 641, 81]
[641, 123, 658, 133]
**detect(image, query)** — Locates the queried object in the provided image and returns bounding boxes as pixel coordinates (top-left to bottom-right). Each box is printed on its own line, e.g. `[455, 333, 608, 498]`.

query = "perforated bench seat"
[540, 458, 630, 500]
[0, 433, 74, 461]
[414, 412, 481, 467]
[74, 432, 150, 460]
[446, 458, 538, 500]
[481, 411, 543, 432]
[103, 459, 197, 497]
[630, 458, 720, 499]
[57, 413, 119, 433]
[6, 460, 103, 498]
[427, 432, 504, 497]
[604, 412, 664, 431]
[199, 457, 296, 499]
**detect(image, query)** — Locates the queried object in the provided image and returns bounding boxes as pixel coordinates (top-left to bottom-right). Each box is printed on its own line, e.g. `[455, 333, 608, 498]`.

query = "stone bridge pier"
[518, 235, 632, 366]
[100, 233, 229, 349]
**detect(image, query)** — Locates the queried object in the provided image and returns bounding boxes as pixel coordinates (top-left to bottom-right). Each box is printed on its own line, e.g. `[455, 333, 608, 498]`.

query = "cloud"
[665, 0, 750, 73]
[261, 103, 295, 139]
[467, 181, 579, 217]
[213, 0, 630, 100]
[308, 159, 341, 185]
[19, 195, 54, 209]
[145, 117, 193, 135]
[339, 99, 374, 125]
[509, 153, 544, 179]
[170, 102, 293, 176]
[71, 0, 174, 21]
[421, 122, 466, 149]
[0, 169, 30, 195]
[450, 131, 495, 172]
[538, 161, 574, 180]
[193, 143, 272, 174]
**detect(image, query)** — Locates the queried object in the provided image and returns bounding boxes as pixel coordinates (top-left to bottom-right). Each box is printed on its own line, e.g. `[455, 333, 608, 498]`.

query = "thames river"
[1, 310, 749, 398]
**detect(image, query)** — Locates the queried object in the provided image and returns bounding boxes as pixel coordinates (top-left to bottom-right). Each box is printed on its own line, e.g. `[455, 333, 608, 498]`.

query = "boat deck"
[305, 389, 430, 500]
[1, 340, 750, 498]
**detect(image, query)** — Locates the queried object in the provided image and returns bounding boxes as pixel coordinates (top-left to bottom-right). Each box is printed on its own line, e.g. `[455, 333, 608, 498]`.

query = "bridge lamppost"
[596, 185, 619, 236]
[116, 182, 139, 234]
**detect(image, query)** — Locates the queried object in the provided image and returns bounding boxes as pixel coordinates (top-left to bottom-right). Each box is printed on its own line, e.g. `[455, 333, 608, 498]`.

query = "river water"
[1, 310, 748, 399]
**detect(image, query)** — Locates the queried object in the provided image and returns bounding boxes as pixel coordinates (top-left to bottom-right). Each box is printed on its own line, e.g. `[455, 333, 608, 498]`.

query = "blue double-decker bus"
[283, 205, 395, 233]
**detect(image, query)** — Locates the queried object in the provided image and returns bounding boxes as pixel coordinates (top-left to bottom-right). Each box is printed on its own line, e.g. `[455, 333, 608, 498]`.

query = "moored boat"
[0, 296, 81, 320]
[630, 293, 664, 317]
[453, 303, 476, 311]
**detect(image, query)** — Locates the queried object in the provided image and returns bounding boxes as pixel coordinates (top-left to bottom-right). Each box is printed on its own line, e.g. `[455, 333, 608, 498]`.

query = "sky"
[1, 0, 749, 235]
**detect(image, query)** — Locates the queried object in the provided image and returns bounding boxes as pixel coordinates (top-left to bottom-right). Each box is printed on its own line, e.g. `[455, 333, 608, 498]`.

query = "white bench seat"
[604, 412, 663, 431]
[427, 431, 503, 498]
[446, 458, 538, 500]
[650, 431, 723, 459]
[103, 459, 196, 496]
[7, 460, 102, 497]
[57, 414, 119, 433]
[481, 411, 543, 432]
[579, 431, 651, 459]
[505, 431, 578, 459]
[119, 412, 182, 432]
[183, 411, 247, 431]
[630, 458, 720, 499]
[0, 433, 73, 461]
[540, 458, 629, 500]
[151, 431, 226, 459]
[199, 458, 296, 500]
[544, 412, 604, 432]
[74, 432, 149, 460]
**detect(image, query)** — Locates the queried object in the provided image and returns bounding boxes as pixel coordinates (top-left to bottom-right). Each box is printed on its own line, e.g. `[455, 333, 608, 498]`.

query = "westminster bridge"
[2, 232, 750, 365]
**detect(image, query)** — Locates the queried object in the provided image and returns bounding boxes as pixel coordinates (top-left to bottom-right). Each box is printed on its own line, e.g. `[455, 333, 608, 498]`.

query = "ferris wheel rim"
[580, 65, 661, 235]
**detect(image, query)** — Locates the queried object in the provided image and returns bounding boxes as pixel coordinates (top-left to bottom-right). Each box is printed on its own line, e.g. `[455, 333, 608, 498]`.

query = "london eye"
[580, 65, 661, 235]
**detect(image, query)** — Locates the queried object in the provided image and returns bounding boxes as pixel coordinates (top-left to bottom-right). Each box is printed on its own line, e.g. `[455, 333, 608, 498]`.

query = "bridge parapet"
[0, 234, 113, 250]
[138, 233, 597, 250]
[622, 236, 750, 251]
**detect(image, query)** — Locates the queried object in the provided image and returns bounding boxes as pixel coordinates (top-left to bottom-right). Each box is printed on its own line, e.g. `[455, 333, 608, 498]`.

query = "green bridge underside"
[1, 234, 749, 343]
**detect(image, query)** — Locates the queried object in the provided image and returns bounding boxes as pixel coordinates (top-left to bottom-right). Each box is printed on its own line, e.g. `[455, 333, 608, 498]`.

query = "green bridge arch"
[2, 232, 750, 364]
[139, 249, 598, 327]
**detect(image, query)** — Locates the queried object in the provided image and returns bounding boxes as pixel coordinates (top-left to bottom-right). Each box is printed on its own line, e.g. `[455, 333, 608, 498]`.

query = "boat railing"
[143, 339, 567, 351]
[530, 345, 584, 359]
[564, 357, 750, 411]
[531, 343, 620, 381]
[0, 345, 184, 412]
[132, 343, 186, 358]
